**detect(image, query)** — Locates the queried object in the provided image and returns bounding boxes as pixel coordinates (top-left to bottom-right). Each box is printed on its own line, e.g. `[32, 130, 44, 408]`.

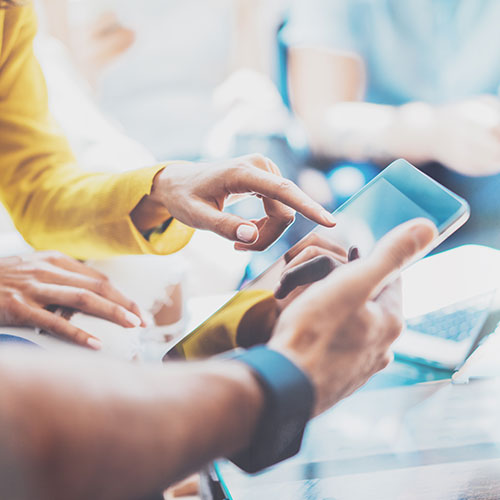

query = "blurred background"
[14, 0, 500, 284]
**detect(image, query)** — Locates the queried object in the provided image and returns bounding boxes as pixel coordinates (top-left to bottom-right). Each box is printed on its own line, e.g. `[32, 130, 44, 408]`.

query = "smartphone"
[164, 159, 470, 361]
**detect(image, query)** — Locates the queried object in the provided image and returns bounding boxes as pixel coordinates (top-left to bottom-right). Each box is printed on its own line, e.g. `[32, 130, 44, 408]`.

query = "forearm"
[288, 48, 436, 164]
[305, 101, 435, 164]
[0, 6, 191, 259]
[0, 348, 263, 500]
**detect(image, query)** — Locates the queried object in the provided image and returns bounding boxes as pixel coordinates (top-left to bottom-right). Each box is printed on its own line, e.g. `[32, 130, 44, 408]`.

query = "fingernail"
[124, 310, 143, 327]
[348, 246, 360, 261]
[236, 224, 257, 243]
[322, 211, 336, 226]
[87, 338, 102, 350]
[410, 221, 436, 247]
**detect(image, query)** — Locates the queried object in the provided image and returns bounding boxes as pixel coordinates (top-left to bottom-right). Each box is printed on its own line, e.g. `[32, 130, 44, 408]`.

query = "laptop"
[394, 244, 500, 370]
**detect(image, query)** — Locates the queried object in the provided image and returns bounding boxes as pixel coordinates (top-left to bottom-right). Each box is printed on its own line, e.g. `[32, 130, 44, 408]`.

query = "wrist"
[268, 335, 346, 416]
[148, 166, 169, 206]
[218, 360, 266, 455]
[148, 161, 194, 207]
[130, 167, 171, 233]
[388, 102, 437, 163]
[226, 346, 315, 472]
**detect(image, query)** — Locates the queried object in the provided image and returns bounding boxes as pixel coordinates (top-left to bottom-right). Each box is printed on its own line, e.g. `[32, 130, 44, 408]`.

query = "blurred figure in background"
[52, 0, 291, 161]
[284, 0, 500, 247]
[36, 0, 135, 84]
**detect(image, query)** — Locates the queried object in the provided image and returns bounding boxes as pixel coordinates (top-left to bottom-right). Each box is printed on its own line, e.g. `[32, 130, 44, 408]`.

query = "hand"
[428, 96, 500, 176]
[71, 12, 135, 84]
[274, 232, 352, 302]
[0, 252, 145, 350]
[269, 218, 437, 415]
[235, 234, 356, 348]
[145, 154, 336, 252]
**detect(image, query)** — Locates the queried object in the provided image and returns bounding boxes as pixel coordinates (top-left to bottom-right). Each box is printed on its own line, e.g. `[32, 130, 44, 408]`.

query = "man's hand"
[427, 96, 500, 176]
[269, 218, 437, 415]
[0, 252, 144, 350]
[139, 154, 335, 252]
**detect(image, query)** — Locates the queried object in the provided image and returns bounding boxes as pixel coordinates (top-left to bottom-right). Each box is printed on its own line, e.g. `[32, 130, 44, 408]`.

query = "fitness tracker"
[227, 345, 315, 473]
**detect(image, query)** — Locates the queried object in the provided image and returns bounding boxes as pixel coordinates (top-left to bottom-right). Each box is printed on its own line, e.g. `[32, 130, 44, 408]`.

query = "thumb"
[194, 203, 259, 244]
[279, 218, 437, 325]
[361, 217, 437, 297]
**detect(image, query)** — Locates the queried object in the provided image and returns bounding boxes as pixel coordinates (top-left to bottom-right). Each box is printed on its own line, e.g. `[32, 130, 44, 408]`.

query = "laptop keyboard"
[405, 291, 495, 343]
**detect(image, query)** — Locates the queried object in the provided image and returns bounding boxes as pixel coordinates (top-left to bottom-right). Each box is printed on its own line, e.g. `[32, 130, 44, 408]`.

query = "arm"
[289, 46, 500, 176]
[288, 46, 433, 163]
[0, 7, 334, 259]
[0, 218, 436, 500]
[0, 6, 190, 259]
[0, 349, 263, 500]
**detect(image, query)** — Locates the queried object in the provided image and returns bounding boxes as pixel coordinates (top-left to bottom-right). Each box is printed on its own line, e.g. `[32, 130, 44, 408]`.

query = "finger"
[373, 278, 404, 343]
[43, 252, 109, 281]
[283, 245, 347, 272]
[93, 11, 121, 32]
[375, 277, 402, 312]
[295, 218, 436, 322]
[284, 232, 348, 264]
[33, 285, 143, 328]
[36, 260, 146, 326]
[94, 27, 135, 60]
[234, 196, 295, 251]
[360, 218, 437, 295]
[238, 153, 281, 177]
[226, 166, 335, 227]
[37, 264, 145, 325]
[22, 305, 101, 350]
[274, 255, 338, 300]
[191, 200, 259, 244]
[234, 217, 267, 251]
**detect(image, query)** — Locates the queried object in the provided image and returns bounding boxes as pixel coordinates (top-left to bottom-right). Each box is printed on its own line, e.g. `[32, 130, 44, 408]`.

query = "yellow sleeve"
[0, 6, 194, 260]
[173, 290, 278, 360]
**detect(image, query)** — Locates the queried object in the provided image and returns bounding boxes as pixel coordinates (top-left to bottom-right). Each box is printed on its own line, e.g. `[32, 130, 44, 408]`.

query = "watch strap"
[227, 345, 315, 473]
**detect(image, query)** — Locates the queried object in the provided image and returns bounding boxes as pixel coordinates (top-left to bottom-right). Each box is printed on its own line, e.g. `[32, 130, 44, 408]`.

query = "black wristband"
[227, 346, 315, 473]
[142, 217, 173, 241]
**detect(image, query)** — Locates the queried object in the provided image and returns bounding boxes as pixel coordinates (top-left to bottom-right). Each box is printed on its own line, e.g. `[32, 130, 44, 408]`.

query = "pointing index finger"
[229, 168, 336, 228]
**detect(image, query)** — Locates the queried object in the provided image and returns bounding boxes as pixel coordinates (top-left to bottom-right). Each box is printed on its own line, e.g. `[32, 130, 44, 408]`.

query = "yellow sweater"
[0, 5, 194, 259]
[0, 5, 274, 353]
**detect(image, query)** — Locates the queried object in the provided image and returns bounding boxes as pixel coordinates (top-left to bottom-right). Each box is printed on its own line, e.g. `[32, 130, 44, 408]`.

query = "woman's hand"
[0, 252, 145, 350]
[137, 154, 335, 252]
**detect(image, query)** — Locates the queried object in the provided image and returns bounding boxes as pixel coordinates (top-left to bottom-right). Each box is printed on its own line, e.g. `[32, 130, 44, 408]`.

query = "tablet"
[164, 159, 470, 361]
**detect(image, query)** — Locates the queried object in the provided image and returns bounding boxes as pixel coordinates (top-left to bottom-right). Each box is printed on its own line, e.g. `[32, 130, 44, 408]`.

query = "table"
[215, 378, 500, 500]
